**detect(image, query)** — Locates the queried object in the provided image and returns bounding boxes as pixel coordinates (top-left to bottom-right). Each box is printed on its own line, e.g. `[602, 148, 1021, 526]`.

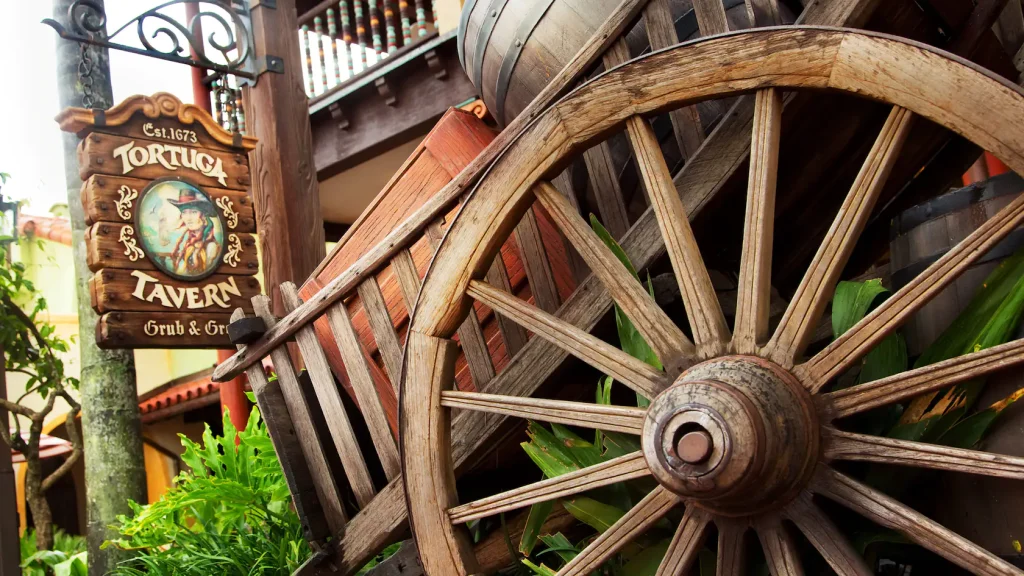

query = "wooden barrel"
[890, 173, 1024, 558]
[457, 0, 753, 126]
[890, 173, 1024, 356]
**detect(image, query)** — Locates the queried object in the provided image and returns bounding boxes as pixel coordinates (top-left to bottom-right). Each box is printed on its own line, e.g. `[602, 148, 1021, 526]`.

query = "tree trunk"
[52, 1, 148, 572]
[23, 434, 52, 551]
[0, 341, 19, 576]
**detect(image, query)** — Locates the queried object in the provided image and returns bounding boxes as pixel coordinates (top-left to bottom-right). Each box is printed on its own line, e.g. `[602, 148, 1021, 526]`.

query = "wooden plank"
[745, 0, 783, 27]
[582, 142, 631, 239]
[85, 222, 259, 276]
[483, 255, 530, 356]
[279, 282, 378, 509]
[513, 208, 561, 314]
[356, 277, 405, 388]
[232, 306, 342, 541]
[644, 0, 704, 159]
[550, 169, 590, 283]
[96, 311, 234, 349]
[325, 299, 402, 480]
[90, 268, 261, 314]
[81, 174, 256, 232]
[693, 0, 731, 34]
[392, 248, 423, 310]
[425, 220, 495, 388]
[249, 296, 349, 538]
[77, 132, 251, 190]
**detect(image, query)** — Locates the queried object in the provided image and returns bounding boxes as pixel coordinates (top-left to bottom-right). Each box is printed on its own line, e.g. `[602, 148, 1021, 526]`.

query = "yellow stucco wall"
[6, 232, 221, 429]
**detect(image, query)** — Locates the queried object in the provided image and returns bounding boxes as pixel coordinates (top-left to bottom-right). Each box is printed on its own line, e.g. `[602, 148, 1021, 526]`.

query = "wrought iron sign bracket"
[42, 0, 282, 85]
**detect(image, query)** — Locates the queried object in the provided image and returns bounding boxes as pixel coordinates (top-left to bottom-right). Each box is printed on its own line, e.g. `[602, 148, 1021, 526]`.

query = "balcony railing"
[297, 0, 440, 100]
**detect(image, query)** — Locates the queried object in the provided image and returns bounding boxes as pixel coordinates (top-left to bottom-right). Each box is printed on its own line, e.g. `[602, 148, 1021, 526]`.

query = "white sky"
[0, 1, 199, 216]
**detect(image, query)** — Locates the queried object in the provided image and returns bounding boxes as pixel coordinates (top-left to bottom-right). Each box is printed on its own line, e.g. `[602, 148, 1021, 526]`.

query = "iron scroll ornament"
[42, 0, 275, 82]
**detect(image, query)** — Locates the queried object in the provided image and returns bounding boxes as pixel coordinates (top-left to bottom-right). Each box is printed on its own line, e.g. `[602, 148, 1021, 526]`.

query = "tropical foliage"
[1, 251, 82, 551]
[106, 407, 311, 575]
[19, 529, 87, 576]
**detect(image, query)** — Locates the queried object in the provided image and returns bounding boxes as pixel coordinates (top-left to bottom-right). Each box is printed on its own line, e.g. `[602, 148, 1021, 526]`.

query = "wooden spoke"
[655, 505, 712, 576]
[535, 181, 695, 374]
[717, 520, 747, 576]
[733, 88, 782, 354]
[824, 428, 1024, 478]
[441, 391, 646, 435]
[800, 189, 1024, 389]
[786, 493, 872, 576]
[825, 338, 1024, 418]
[448, 452, 649, 524]
[468, 280, 668, 398]
[812, 466, 1021, 575]
[557, 486, 679, 576]
[768, 106, 914, 368]
[627, 115, 730, 357]
[755, 516, 803, 576]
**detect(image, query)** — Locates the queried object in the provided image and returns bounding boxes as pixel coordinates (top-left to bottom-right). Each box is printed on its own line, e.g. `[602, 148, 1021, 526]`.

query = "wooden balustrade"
[298, 0, 438, 99]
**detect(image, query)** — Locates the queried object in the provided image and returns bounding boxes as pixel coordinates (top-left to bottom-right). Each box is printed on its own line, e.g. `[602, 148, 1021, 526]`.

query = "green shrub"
[105, 407, 311, 575]
[19, 529, 87, 576]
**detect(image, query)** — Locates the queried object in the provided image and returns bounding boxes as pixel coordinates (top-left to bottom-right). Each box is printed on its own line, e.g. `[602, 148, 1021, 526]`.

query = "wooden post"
[245, 0, 327, 315]
[0, 340, 19, 576]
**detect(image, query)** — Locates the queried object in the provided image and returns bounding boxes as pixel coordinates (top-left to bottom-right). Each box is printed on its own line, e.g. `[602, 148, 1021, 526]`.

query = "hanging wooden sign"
[57, 92, 261, 349]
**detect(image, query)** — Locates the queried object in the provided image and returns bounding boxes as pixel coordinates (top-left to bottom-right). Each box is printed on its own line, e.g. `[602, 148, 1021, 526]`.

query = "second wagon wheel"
[402, 27, 1024, 575]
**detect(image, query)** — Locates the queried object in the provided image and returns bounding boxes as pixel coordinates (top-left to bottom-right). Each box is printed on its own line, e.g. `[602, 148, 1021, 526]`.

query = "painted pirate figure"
[168, 189, 220, 277]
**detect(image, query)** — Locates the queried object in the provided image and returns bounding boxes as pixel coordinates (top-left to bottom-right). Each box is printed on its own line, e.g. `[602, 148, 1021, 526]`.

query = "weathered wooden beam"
[244, 0, 327, 314]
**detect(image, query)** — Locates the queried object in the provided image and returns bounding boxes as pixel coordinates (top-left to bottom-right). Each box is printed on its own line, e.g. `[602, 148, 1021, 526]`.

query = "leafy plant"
[1, 255, 82, 551]
[20, 529, 87, 576]
[106, 408, 311, 575]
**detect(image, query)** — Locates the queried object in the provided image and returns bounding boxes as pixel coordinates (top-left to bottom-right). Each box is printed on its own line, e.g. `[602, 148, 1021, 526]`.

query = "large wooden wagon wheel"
[402, 27, 1024, 575]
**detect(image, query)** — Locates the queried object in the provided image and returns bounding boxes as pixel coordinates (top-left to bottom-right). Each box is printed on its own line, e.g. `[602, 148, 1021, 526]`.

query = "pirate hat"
[167, 187, 216, 216]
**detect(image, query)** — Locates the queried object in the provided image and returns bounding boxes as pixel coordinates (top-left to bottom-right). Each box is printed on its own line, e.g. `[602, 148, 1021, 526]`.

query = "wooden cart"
[215, 0, 1024, 573]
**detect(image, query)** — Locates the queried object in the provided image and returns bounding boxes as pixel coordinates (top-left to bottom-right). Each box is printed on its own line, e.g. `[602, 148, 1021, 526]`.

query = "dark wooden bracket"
[228, 316, 268, 345]
[375, 77, 398, 106]
[328, 102, 350, 130]
[425, 49, 447, 80]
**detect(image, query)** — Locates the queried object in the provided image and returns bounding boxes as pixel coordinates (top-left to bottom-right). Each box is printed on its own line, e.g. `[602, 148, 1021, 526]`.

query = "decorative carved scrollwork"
[118, 225, 145, 262]
[115, 185, 138, 220]
[223, 233, 242, 267]
[215, 196, 239, 229]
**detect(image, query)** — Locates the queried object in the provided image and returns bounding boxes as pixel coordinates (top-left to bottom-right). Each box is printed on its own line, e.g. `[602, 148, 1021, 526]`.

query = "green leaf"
[538, 533, 579, 565]
[602, 431, 641, 460]
[52, 552, 88, 576]
[832, 280, 890, 339]
[551, 424, 603, 468]
[521, 558, 558, 576]
[522, 423, 582, 478]
[939, 387, 1024, 449]
[561, 496, 626, 533]
[519, 501, 554, 556]
[590, 215, 639, 279]
[621, 539, 670, 575]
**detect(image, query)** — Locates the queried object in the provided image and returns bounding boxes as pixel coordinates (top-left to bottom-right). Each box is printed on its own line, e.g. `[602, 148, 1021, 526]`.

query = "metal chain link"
[78, 42, 96, 109]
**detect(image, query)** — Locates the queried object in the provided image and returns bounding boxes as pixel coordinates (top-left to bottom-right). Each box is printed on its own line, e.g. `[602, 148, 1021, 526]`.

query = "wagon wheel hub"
[642, 356, 818, 515]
